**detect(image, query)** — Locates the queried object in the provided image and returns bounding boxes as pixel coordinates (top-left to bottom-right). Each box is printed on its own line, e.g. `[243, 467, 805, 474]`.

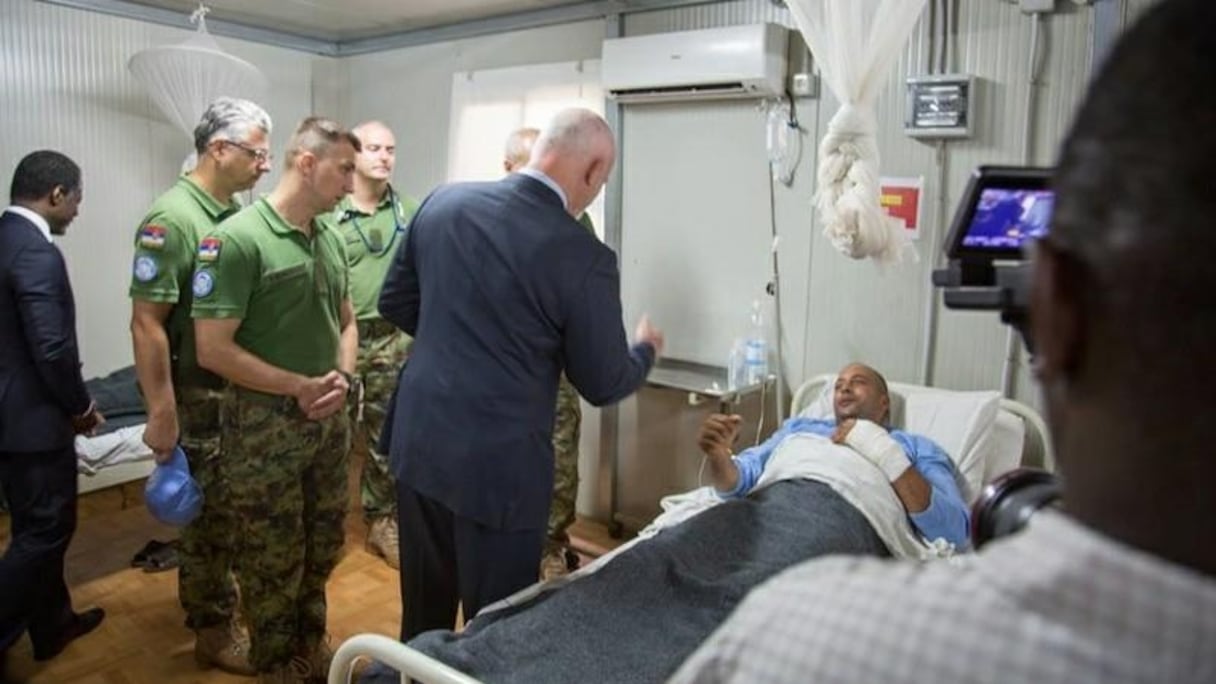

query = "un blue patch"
[133, 255, 159, 282]
[192, 270, 215, 298]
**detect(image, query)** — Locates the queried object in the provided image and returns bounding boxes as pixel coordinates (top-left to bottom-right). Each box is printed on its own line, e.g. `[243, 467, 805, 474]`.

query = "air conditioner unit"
[602, 23, 789, 103]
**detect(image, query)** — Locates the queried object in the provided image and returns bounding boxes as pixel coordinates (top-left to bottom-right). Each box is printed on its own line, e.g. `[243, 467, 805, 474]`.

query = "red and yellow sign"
[879, 176, 924, 238]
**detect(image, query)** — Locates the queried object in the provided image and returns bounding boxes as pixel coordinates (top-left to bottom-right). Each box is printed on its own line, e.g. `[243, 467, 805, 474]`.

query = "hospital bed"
[76, 424, 155, 494]
[74, 365, 155, 494]
[327, 375, 1053, 684]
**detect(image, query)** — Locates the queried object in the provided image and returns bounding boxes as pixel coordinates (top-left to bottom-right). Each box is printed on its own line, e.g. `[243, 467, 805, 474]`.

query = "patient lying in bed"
[380, 363, 968, 683]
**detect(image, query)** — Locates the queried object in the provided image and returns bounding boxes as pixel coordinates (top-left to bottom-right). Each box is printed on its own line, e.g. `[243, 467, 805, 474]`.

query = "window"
[447, 60, 605, 235]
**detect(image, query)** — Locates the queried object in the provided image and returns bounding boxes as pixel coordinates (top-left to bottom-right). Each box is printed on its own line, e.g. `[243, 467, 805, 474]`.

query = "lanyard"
[347, 189, 407, 255]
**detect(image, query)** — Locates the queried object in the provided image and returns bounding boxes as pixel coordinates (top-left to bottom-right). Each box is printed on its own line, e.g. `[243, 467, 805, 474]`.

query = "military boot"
[195, 624, 257, 676]
[540, 546, 580, 581]
[366, 516, 400, 569]
[300, 636, 335, 683]
[257, 656, 312, 683]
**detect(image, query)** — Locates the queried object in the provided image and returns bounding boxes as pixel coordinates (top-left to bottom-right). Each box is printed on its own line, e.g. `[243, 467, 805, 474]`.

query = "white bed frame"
[326, 376, 1055, 684]
[77, 459, 155, 495]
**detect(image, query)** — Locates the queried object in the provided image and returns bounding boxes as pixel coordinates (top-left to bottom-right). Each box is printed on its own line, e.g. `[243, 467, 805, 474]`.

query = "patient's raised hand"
[698, 413, 743, 460]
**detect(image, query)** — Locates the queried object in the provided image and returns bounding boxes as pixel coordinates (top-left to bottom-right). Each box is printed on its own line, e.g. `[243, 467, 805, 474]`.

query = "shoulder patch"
[133, 255, 159, 282]
[198, 237, 221, 262]
[192, 270, 215, 298]
[139, 224, 167, 250]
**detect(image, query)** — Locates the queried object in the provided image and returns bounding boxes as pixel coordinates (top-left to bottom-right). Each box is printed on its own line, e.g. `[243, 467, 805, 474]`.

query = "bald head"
[504, 127, 539, 174]
[353, 120, 396, 184]
[526, 108, 616, 217]
[833, 363, 890, 425]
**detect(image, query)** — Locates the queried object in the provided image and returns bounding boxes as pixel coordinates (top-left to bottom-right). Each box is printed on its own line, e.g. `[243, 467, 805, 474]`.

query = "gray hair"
[533, 109, 612, 160]
[504, 127, 539, 168]
[193, 97, 272, 154]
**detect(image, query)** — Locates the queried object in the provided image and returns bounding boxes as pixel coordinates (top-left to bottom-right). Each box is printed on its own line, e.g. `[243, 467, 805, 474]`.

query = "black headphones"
[970, 468, 1063, 550]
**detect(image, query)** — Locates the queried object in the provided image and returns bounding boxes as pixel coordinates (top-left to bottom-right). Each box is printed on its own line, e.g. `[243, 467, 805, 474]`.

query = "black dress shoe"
[32, 608, 105, 662]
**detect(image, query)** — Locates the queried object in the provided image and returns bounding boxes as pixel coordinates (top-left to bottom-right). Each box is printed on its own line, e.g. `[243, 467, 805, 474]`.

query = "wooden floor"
[1, 467, 622, 684]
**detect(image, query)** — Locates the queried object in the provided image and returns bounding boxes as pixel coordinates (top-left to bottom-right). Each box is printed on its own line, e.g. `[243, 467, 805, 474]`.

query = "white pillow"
[799, 378, 1001, 502]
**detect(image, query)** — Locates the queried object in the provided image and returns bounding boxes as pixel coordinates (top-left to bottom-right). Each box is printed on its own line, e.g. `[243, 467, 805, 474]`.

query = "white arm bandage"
[843, 419, 910, 482]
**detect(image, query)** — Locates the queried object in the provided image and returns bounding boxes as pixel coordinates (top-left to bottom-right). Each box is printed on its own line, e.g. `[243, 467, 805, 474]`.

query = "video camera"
[933, 166, 1063, 543]
[932, 165, 1054, 352]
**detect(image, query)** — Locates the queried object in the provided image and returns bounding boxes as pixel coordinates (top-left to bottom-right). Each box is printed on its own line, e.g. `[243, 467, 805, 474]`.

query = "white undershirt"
[3, 205, 53, 242]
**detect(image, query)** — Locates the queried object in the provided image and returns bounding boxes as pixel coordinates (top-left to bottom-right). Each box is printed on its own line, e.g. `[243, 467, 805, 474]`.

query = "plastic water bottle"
[743, 300, 768, 386]
[727, 339, 746, 391]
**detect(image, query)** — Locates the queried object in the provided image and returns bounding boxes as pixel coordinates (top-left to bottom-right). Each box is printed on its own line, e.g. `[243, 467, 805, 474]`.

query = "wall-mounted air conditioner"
[602, 23, 789, 103]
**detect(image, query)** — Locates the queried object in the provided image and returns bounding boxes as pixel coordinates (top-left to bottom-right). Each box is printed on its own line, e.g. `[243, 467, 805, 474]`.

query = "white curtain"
[128, 11, 266, 172]
[447, 60, 605, 234]
[786, 0, 928, 263]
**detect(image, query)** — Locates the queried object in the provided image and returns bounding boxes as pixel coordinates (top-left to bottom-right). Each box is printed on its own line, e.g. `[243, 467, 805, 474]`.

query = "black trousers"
[0, 446, 77, 654]
[396, 481, 543, 641]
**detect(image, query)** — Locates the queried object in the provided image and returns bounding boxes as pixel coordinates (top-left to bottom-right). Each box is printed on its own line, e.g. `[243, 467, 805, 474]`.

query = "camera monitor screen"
[945, 166, 1053, 260]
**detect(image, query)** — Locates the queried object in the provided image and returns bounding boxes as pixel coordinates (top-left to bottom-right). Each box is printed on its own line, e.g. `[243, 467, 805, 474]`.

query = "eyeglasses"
[224, 140, 273, 163]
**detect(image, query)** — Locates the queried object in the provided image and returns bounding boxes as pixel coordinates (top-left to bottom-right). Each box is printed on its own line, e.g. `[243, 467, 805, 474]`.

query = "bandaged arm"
[845, 420, 970, 547]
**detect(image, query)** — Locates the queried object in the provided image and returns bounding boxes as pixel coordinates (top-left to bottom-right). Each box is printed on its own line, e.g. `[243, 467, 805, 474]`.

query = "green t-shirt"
[191, 198, 350, 378]
[127, 175, 238, 385]
[578, 211, 595, 235]
[320, 186, 420, 321]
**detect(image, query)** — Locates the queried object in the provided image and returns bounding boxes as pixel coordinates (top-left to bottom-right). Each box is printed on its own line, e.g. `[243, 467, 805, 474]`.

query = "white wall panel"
[624, 0, 1094, 413]
[1, 0, 314, 378]
[928, 2, 1092, 409]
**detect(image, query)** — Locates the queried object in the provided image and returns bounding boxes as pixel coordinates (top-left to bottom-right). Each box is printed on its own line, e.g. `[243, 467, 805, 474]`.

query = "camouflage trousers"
[219, 388, 350, 670]
[546, 375, 581, 555]
[177, 385, 237, 631]
[352, 320, 409, 520]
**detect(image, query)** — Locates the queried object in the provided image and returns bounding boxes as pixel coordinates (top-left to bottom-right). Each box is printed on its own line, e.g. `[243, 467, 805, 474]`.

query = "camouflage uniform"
[127, 175, 239, 630]
[322, 189, 419, 521]
[218, 389, 349, 668]
[354, 319, 409, 518]
[175, 385, 235, 628]
[544, 213, 596, 560]
[192, 197, 352, 671]
[545, 375, 581, 556]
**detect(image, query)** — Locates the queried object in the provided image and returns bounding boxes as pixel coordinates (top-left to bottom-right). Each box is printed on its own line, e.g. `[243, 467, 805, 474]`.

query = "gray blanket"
[400, 479, 889, 683]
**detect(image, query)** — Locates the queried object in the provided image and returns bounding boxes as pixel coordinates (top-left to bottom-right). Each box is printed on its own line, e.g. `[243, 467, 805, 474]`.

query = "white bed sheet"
[75, 424, 154, 494]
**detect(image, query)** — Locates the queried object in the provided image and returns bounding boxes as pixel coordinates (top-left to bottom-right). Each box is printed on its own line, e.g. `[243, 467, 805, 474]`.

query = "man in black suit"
[0, 150, 105, 668]
[379, 108, 664, 639]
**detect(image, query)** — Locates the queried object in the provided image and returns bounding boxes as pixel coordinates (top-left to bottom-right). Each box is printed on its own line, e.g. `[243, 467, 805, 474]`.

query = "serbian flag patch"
[139, 224, 167, 249]
[198, 237, 222, 262]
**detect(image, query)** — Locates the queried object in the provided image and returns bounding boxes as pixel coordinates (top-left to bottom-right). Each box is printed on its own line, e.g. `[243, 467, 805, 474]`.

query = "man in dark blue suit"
[0, 150, 105, 669]
[379, 108, 664, 639]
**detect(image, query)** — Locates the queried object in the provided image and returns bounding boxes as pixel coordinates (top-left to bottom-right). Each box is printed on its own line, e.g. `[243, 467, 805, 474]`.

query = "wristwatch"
[338, 370, 355, 393]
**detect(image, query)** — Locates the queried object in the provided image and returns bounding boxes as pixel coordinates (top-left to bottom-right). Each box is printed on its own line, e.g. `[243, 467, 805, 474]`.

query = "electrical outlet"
[790, 72, 818, 98]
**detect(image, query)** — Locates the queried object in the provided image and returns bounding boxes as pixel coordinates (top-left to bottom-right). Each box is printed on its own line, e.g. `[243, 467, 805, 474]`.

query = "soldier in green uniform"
[504, 127, 596, 580]
[192, 117, 360, 684]
[321, 120, 419, 570]
[128, 97, 272, 675]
